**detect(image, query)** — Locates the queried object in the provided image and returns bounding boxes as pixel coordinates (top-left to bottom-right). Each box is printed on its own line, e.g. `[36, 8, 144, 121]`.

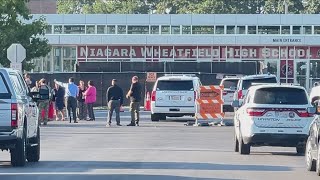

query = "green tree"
[0, 0, 51, 71]
[304, 0, 320, 13]
[57, 0, 95, 14]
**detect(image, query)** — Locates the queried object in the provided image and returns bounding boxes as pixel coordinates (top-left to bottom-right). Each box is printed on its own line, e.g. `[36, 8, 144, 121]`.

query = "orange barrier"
[144, 92, 151, 111]
[195, 85, 224, 124]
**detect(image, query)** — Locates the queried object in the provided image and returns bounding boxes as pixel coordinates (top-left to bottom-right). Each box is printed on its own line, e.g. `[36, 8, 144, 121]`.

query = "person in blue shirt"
[54, 77, 79, 123]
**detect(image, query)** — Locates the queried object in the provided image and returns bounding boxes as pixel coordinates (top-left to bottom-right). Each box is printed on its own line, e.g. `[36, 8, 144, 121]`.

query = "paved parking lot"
[0, 110, 318, 180]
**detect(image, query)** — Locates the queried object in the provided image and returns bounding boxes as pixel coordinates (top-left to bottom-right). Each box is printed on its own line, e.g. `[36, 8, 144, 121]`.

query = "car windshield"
[242, 77, 277, 90]
[222, 79, 238, 89]
[253, 87, 308, 105]
[156, 80, 194, 91]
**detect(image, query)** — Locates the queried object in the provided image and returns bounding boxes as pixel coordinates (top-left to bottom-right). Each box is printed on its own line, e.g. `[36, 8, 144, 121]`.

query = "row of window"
[46, 25, 320, 35]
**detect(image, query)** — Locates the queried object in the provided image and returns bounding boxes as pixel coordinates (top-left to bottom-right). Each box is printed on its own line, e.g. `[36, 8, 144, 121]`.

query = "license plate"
[170, 95, 181, 100]
[275, 111, 289, 118]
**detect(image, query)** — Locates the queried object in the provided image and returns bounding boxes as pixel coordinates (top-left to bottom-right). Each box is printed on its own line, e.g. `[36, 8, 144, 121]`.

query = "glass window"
[86, 25, 95, 34]
[221, 79, 239, 89]
[127, 26, 149, 34]
[117, 25, 126, 34]
[236, 26, 245, 34]
[0, 74, 9, 95]
[215, 25, 225, 34]
[254, 87, 308, 105]
[64, 25, 85, 34]
[151, 26, 159, 34]
[156, 80, 194, 91]
[248, 26, 257, 34]
[63, 59, 76, 72]
[97, 25, 106, 34]
[53, 25, 63, 34]
[182, 26, 191, 34]
[242, 77, 277, 90]
[107, 25, 116, 34]
[46, 25, 52, 34]
[281, 26, 290, 34]
[43, 51, 52, 72]
[32, 58, 42, 72]
[53, 47, 62, 72]
[227, 26, 235, 34]
[161, 26, 170, 34]
[258, 26, 280, 34]
[315, 26, 320, 34]
[9, 74, 24, 96]
[192, 26, 214, 34]
[171, 26, 180, 34]
[293, 26, 301, 34]
[63, 47, 76, 58]
[303, 26, 312, 34]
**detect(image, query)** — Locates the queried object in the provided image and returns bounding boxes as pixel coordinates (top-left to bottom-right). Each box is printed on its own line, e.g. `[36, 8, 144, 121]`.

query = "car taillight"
[296, 109, 313, 117]
[238, 90, 243, 99]
[246, 108, 266, 117]
[11, 103, 18, 128]
[151, 91, 156, 101]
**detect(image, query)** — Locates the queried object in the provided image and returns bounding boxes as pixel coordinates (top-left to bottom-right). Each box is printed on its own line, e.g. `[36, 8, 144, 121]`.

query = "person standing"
[106, 79, 123, 127]
[38, 78, 51, 126]
[77, 80, 87, 121]
[53, 83, 66, 121]
[83, 80, 97, 121]
[24, 73, 36, 88]
[54, 77, 79, 123]
[126, 76, 142, 126]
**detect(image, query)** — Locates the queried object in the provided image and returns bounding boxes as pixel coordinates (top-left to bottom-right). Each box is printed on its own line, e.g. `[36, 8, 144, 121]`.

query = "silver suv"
[0, 68, 40, 167]
[150, 74, 201, 121]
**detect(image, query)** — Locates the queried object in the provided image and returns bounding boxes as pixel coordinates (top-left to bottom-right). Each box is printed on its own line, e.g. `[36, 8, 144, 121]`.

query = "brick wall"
[27, 0, 57, 14]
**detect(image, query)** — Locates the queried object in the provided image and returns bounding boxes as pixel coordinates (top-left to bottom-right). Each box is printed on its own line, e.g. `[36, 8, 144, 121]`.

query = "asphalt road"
[0, 110, 319, 180]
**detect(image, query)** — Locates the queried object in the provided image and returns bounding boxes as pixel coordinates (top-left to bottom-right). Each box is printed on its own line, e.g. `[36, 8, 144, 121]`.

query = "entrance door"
[263, 59, 280, 77]
[294, 60, 310, 91]
[309, 60, 320, 91]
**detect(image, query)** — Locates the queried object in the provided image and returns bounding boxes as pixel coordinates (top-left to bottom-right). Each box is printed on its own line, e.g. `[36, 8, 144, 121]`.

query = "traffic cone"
[144, 92, 151, 111]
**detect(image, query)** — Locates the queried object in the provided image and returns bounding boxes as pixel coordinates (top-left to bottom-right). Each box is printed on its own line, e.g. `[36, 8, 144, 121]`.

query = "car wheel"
[297, 145, 306, 155]
[316, 145, 320, 176]
[234, 135, 239, 152]
[239, 133, 250, 155]
[27, 127, 40, 162]
[151, 114, 160, 121]
[306, 138, 316, 171]
[10, 128, 26, 167]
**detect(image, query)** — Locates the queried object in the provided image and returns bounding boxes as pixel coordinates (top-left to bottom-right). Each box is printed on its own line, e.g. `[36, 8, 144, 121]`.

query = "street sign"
[7, 43, 26, 63]
[10, 63, 22, 72]
[146, 72, 157, 82]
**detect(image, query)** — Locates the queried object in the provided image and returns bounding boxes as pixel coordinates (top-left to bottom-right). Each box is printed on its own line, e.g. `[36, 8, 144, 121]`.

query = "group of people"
[24, 74, 142, 127]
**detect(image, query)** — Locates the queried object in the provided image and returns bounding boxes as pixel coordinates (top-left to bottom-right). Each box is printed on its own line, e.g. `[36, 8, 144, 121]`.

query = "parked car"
[233, 74, 278, 105]
[0, 68, 40, 167]
[232, 84, 315, 155]
[220, 77, 239, 112]
[150, 74, 202, 121]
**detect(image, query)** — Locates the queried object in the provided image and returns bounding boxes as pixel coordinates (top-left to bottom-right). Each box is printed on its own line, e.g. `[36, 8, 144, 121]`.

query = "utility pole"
[283, 0, 288, 14]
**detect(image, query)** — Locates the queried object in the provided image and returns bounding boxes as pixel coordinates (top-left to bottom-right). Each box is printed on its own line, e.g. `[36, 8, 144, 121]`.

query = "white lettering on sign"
[77, 46, 320, 60]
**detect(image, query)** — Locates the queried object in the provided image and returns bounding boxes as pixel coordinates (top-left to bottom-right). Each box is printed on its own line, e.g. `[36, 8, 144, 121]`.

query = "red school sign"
[77, 46, 320, 59]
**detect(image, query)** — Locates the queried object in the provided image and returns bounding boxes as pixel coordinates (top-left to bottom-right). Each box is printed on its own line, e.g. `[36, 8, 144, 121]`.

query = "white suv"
[150, 74, 201, 121]
[232, 84, 315, 155]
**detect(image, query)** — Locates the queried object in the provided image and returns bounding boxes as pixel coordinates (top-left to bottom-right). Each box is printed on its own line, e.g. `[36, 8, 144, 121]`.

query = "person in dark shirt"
[106, 79, 123, 127]
[126, 76, 142, 126]
[77, 80, 87, 121]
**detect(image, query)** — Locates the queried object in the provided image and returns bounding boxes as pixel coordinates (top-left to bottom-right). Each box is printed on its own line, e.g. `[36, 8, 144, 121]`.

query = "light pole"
[283, 0, 288, 14]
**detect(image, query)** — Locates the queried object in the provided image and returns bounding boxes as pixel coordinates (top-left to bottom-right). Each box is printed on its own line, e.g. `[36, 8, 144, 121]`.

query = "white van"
[150, 74, 201, 121]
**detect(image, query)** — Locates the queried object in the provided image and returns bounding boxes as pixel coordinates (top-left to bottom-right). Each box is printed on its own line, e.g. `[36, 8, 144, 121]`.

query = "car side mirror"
[232, 100, 240, 107]
[308, 107, 317, 114]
